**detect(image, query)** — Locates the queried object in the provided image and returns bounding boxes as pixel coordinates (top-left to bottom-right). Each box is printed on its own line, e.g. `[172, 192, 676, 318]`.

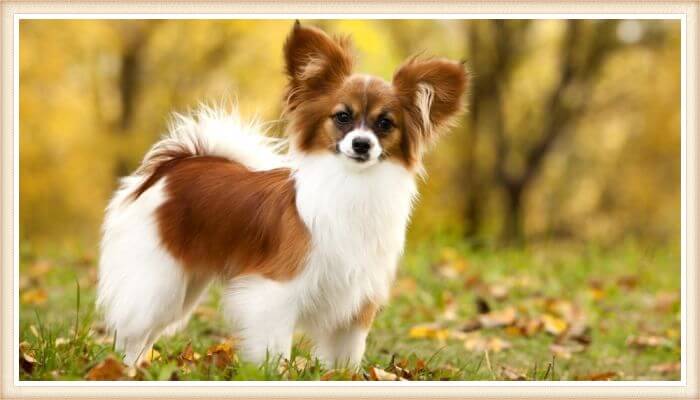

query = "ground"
[18, 239, 681, 381]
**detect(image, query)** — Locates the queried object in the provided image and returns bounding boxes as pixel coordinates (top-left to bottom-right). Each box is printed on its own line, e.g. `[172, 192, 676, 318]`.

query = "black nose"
[352, 137, 372, 154]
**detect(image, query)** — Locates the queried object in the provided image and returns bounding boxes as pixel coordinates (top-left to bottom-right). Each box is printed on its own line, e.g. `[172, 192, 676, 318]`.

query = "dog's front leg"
[310, 301, 377, 369]
[224, 276, 297, 364]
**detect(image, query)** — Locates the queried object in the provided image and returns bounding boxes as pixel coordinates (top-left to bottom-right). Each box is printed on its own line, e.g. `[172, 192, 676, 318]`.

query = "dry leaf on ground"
[85, 357, 126, 380]
[408, 323, 450, 341]
[541, 314, 568, 336]
[204, 341, 235, 368]
[477, 307, 517, 328]
[626, 335, 672, 349]
[500, 365, 527, 380]
[576, 371, 618, 381]
[368, 366, 402, 381]
[19, 342, 37, 374]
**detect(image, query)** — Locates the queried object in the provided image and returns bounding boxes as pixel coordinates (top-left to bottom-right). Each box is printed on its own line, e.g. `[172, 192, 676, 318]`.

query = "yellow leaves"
[587, 287, 605, 301]
[204, 340, 236, 369]
[85, 357, 126, 380]
[142, 348, 161, 363]
[541, 314, 568, 336]
[21, 288, 48, 305]
[576, 371, 619, 381]
[408, 323, 450, 341]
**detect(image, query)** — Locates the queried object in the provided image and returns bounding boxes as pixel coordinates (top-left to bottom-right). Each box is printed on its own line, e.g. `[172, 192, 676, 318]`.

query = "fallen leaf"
[523, 318, 543, 336]
[549, 343, 584, 360]
[651, 362, 680, 374]
[85, 357, 125, 380]
[21, 288, 48, 305]
[545, 299, 577, 322]
[177, 342, 195, 366]
[566, 320, 592, 345]
[577, 371, 618, 381]
[408, 323, 450, 341]
[478, 307, 517, 328]
[368, 366, 400, 381]
[626, 335, 672, 349]
[204, 341, 235, 368]
[460, 319, 482, 333]
[19, 343, 37, 374]
[616, 275, 638, 291]
[500, 365, 527, 380]
[143, 348, 161, 362]
[541, 314, 568, 336]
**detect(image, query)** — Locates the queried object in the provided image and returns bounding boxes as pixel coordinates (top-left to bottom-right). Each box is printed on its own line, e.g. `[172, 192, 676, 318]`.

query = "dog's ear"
[283, 21, 353, 110]
[393, 56, 469, 141]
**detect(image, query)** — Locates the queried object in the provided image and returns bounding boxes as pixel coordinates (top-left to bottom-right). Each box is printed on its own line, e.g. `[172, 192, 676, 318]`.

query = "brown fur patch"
[283, 22, 354, 113]
[392, 56, 469, 140]
[353, 300, 378, 330]
[153, 156, 310, 281]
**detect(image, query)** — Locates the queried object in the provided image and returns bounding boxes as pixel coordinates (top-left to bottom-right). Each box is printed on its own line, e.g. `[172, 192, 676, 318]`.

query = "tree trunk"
[503, 182, 524, 243]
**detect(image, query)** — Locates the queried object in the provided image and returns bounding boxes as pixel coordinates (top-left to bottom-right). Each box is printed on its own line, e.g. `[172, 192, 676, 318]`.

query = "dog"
[97, 21, 468, 368]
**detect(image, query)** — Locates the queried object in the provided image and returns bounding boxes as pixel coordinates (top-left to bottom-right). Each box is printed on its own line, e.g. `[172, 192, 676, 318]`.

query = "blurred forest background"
[19, 19, 680, 249]
[18, 19, 682, 382]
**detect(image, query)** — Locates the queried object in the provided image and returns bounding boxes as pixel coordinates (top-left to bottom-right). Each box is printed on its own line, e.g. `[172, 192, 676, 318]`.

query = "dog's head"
[283, 21, 469, 172]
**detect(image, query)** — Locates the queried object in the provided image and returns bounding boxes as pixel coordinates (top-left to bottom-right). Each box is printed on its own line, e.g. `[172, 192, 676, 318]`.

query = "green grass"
[18, 239, 681, 381]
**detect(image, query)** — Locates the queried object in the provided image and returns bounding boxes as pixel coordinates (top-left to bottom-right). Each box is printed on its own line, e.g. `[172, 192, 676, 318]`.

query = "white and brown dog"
[98, 21, 468, 367]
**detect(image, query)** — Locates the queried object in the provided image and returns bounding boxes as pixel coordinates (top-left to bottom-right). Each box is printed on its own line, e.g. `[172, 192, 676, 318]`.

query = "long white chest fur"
[291, 154, 417, 331]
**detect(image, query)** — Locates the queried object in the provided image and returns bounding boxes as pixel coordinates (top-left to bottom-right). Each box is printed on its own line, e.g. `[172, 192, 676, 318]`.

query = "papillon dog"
[98, 21, 468, 367]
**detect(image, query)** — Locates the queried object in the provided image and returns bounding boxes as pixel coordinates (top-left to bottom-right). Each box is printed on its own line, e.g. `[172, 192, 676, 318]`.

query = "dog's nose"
[352, 137, 372, 155]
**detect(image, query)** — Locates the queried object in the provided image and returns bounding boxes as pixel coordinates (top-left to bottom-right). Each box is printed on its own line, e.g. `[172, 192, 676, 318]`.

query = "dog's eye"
[333, 111, 352, 125]
[376, 117, 394, 133]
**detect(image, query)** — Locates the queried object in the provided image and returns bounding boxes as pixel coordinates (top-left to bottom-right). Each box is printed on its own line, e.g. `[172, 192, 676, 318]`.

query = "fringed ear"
[283, 21, 354, 112]
[393, 56, 469, 141]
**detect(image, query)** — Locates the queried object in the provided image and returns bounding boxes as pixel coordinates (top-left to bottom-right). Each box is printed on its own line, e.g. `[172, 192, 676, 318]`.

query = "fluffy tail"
[135, 104, 288, 178]
[122, 104, 289, 202]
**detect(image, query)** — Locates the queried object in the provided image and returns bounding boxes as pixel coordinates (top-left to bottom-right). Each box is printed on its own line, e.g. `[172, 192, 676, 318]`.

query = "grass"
[18, 238, 681, 381]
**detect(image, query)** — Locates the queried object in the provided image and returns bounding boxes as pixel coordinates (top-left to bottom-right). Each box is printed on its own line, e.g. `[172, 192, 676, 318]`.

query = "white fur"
[337, 128, 383, 169]
[224, 153, 417, 367]
[98, 107, 418, 368]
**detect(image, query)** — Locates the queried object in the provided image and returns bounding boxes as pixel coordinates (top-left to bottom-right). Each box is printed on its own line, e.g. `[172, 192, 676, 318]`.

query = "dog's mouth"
[347, 154, 369, 163]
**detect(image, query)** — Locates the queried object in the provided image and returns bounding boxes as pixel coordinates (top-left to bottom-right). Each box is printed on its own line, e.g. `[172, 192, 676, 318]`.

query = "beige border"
[2, 1, 697, 399]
